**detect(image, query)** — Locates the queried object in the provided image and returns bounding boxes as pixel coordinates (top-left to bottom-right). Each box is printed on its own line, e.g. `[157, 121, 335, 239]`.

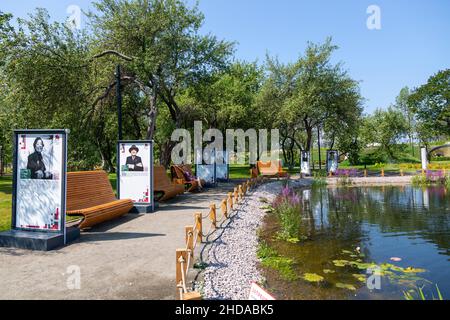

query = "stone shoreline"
[197, 178, 312, 300]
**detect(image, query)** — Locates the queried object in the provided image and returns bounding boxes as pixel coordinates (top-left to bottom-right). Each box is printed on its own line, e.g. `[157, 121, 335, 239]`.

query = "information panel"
[300, 150, 311, 176]
[326, 150, 339, 174]
[117, 141, 154, 207]
[215, 150, 229, 181]
[12, 130, 67, 232]
[196, 148, 216, 185]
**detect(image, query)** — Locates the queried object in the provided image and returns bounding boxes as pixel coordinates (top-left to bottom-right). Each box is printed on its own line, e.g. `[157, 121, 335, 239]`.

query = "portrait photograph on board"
[14, 133, 65, 231]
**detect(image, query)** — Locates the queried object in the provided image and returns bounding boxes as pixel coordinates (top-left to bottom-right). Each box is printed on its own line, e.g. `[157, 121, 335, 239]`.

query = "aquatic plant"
[312, 171, 328, 186]
[336, 283, 356, 291]
[412, 170, 449, 187]
[303, 273, 324, 283]
[403, 284, 443, 300]
[257, 242, 299, 281]
[272, 187, 302, 240]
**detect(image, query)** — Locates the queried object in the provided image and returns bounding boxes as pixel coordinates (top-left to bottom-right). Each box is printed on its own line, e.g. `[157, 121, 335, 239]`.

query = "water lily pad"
[403, 267, 426, 274]
[303, 273, 324, 282]
[323, 269, 335, 274]
[336, 283, 356, 291]
[286, 237, 300, 244]
[342, 250, 353, 254]
[352, 274, 366, 282]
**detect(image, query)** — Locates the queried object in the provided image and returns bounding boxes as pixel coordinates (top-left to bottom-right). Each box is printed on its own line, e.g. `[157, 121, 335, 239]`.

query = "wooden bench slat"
[67, 171, 133, 229]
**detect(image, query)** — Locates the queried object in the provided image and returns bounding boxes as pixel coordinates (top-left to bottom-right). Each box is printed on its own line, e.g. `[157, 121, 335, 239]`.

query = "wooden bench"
[67, 171, 134, 230]
[154, 165, 185, 202]
[170, 165, 206, 192]
[257, 160, 289, 178]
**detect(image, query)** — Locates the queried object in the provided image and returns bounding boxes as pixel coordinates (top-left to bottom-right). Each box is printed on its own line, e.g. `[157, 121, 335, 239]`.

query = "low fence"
[175, 175, 269, 300]
[327, 168, 448, 178]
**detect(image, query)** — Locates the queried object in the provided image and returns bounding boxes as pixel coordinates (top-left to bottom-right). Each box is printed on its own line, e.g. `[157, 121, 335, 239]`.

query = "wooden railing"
[175, 176, 269, 300]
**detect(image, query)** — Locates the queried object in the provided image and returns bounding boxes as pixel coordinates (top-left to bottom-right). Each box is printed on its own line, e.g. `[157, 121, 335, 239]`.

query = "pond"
[260, 185, 450, 300]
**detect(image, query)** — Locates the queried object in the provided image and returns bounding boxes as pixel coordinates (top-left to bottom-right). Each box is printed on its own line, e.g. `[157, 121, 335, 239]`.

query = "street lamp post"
[116, 64, 123, 141]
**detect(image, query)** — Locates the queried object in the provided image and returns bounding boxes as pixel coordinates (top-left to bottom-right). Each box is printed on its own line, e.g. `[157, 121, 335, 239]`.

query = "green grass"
[0, 176, 12, 232]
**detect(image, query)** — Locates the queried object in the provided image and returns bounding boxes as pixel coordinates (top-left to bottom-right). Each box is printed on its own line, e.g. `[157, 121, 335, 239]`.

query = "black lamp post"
[116, 64, 123, 141]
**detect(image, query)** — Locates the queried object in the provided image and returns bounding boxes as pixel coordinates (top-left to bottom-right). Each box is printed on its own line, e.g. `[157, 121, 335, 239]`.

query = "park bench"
[66, 171, 134, 230]
[154, 165, 185, 202]
[257, 160, 289, 178]
[170, 164, 206, 192]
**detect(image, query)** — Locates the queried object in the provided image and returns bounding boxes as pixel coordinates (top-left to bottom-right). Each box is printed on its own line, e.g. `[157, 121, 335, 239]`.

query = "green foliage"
[360, 107, 409, 161]
[312, 170, 328, 186]
[408, 69, 450, 141]
[257, 242, 299, 281]
[404, 285, 444, 300]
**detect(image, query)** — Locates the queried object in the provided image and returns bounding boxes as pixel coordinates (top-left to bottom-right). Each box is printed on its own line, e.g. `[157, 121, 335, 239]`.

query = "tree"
[256, 38, 363, 167]
[361, 107, 408, 160]
[408, 69, 450, 144]
[88, 0, 234, 166]
[394, 87, 415, 156]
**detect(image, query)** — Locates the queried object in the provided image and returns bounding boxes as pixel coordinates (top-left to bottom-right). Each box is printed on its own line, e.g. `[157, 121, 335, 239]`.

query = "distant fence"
[175, 175, 269, 300]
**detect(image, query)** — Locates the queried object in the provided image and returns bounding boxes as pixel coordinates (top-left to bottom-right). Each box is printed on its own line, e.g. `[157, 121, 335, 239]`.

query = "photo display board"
[326, 150, 339, 173]
[196, 148, 216, 185]
[12, 130, 67, 232]
[118, 141, 154, 207]
[300, 150, 311, 175]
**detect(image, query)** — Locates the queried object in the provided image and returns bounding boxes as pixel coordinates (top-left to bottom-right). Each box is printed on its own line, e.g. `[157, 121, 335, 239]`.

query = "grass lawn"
[0, 176, 12, 232]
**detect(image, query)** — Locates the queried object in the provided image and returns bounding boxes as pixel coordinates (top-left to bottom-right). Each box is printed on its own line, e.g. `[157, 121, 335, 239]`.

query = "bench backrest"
[257, 160, 281, 173]
[67, 171, 117, 211]
[154, 165, 172, 188]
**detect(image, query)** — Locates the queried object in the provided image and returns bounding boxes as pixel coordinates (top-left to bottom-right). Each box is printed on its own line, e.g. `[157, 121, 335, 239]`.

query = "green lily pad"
[342, 250, 353, 254]
[303, 273, 324, 282]
[333, 260, 349, 267]
[336, 283, 357, 291]
[323, 269, 335, 274]
[404, 267, 426, 274]
[352, 274, 366, 282]
[286, 237, 301, 244]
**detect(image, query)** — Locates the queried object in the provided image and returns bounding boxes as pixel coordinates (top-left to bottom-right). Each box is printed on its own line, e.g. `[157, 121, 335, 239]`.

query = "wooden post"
[364, 169, 367, 177]
[234, 187, 239, 204]
[195, 212, 202, 243]
[381, 168, 384, 177]
[238, 185, 243, 200]
[183, 292, 202, 300]
[209, 204, 217, 229]
[221, 199, 228, 219]
[185, 226, 194, 258]
[176, 249, 188, 300]
[400, 169, 404, 177]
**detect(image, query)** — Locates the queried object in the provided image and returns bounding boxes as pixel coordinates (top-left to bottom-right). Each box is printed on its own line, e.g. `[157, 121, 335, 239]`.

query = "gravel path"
[197, 178, 312, 300]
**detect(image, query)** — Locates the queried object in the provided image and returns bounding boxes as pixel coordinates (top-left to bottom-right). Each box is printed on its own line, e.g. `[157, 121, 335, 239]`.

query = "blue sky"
[1, 0, 449, 114]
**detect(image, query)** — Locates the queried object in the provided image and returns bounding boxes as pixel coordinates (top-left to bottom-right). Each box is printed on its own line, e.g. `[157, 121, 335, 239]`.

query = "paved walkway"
[0, 182, 240, 300]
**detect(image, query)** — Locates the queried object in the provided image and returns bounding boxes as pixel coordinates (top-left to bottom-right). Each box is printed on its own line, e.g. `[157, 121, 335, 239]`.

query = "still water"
[263, 185, 450, 300]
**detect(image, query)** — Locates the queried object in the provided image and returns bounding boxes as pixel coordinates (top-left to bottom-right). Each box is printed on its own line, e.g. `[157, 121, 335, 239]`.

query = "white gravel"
[197, 178, 312, 300]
